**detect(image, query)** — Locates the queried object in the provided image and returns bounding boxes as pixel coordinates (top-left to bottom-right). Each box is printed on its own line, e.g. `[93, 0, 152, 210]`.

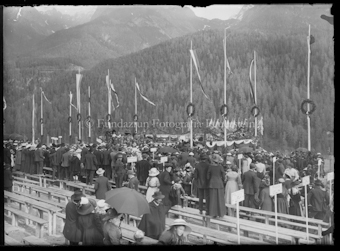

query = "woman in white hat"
[145, 168, 160, 203]
[158, 219, 192, 245]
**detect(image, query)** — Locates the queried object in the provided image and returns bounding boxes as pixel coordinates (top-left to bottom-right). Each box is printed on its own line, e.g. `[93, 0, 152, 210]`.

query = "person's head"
[71, 190, 85, 205]
[169, 219, 192, 238]
[127, 170, 135, 179]
[134, 230, 145, 243]
[165, 164, 172, 172]
[152, 191, 165, 204]
[96, 168, 105, 176]
[249, 163, 256, 170]
[231, 165, 238, 173]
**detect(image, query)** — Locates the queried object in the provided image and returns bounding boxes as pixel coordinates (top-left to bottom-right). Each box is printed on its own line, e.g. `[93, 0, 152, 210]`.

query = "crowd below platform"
[3, 136, 334, 244]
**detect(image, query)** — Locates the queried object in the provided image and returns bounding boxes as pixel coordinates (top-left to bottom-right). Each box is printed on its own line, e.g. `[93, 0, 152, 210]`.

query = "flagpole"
[32, 92, 35, 144]
[88, 85, 91, 143]
[190, 40, 193, 149]
[108, 69, 111, 129]
[41, 89, 43, 144]
[135, 78, 137, 134]
[254, 50, 257, 139]
[224, 28, 227, 147]
[307, 24, 311, 151]
[69, 91, 72, 143]
[77, 68, 82, 143]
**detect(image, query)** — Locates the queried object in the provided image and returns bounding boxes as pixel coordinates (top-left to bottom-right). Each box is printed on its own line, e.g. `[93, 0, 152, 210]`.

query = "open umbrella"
[9, 133, 24, 141]
[105, 187, 150, 217]
[159, 146, 176, 153]
[239, 146, 253, 153]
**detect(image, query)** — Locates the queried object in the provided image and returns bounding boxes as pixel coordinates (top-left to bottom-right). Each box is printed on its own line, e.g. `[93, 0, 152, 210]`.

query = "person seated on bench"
[102, 208, 123, 245]
[158, 219, 192, 245]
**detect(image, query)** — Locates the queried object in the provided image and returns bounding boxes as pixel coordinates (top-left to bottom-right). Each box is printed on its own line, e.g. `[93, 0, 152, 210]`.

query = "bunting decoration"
[135, 79, 156, 106]
[249, 59, 256, 104]
[110, 80, 120, 109]
[70, 92, 78, 110]
[3, 97, 7, 110]
[223, 38, 233, 74]
[40, 88, 52, 104]
[189, 49, 211, 101]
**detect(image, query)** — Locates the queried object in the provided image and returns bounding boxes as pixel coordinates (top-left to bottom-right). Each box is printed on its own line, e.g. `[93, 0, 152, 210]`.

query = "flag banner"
[110, 80, 120, 108]
[70, 92, 78, 110]
[40, 88, 52, 104]
[76, 74, 83, 112]
[3, 97, 7, 110]
[110, 91, 115, 112]
[309, 34, 315, 45]
[249, 59, 256, 104]
[223, 38, 233, 74]
[135, 80, 156, 106]
[190, 49, 211, 101]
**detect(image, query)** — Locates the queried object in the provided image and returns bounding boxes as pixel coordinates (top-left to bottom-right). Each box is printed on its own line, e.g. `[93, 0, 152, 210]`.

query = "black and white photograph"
[3, 4, 334, 245]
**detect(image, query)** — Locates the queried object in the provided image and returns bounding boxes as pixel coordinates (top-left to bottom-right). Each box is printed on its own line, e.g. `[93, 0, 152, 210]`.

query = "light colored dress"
[145, 176, 160, 202]
[225, 171, 242, 216]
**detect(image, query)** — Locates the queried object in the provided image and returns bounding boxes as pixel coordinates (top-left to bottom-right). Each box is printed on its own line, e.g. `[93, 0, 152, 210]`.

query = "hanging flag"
[110, 80, 120, 109]
[308, 34, 315, 55]
[70, 92, 78, 110]
[223, 38, 233, 74]
[76, 73, 83, 112]
[249, 59, 256, 104]
[40, 88, 52, 104]
[189, 49, 211, 101]
[135, 79, 156, 106]
[258, 116, 264, 135]
[3, 97, 7, 110]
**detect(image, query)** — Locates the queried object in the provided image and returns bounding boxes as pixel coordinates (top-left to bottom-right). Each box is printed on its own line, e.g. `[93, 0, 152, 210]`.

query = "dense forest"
[3, 28, 334, 153]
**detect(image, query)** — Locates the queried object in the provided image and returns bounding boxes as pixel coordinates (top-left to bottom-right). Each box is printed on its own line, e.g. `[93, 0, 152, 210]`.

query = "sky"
[187, 5, 244, 20]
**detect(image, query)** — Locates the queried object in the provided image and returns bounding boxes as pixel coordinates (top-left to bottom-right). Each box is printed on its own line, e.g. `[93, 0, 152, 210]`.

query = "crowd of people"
[3, 135, 333, 244]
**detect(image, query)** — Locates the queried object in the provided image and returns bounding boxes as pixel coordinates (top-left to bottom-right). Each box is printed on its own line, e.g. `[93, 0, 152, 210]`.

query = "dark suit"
[194, 161, 210, 212]
[84, 152, 98, 185]
[158, 170, 173, 207]
[63, 201, 82, 244]
[128, 176, 140, 192]
[275, 162, 285, 183]
[207, 164, 226, 217]
[34, 148, 44, 174]
[136, 159, 152, 185]
[56, 147, 67, 179]
[307, 186, 329, 220]
[102, 149, 112, 180]
[61, 151, 73, 180]
[94, 176, 111, 199]
[242, 170, 258, 208]
[114, 161, 126, 188]
[93, 149, 103, 170]
[49, 149, 57, 179]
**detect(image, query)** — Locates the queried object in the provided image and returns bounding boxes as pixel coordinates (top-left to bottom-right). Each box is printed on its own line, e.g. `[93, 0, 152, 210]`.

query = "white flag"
[135, 79, 156, 106]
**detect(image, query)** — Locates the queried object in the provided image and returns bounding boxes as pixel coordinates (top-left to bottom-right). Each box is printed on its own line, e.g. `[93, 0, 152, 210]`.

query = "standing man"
[102, 145, 112, 180]
[34, 144, 45, 175]
[307, 179, 329, 220]
[242, 163, 258, 209]
[61, 148, 73, 181]
[114, 154, 125, 188]
[136, 153, 152, 186]
[94, 168, 111, 199]
[56, 143, 67, 180]
[83, 147, 98, 185]
[194, 153, 210, 215]
[93, 144, 103, 171]
[63, 190, 85, 245]
[126, 170, 140, 192]
[158, 163, 173, 207]
[49, 144, 57, 179]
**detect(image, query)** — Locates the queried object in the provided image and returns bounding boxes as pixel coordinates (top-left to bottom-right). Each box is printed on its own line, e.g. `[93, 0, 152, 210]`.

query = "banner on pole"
[237, 154, 243, 160]
[150, 148, 157, 152]
[327, 172, 334, 181]
[231, 189, 245, 205]
[270, 183, 282, 197]
[160, 156, 168, 163]
[127, 156, 137, 163]
[302, 176, 310, 186]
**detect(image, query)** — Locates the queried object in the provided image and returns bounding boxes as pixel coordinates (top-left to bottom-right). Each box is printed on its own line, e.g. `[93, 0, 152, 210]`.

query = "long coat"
[307, 186, 329, 212]
[242, 170, 258, 195]
[63, 201, 82, 243]
[69, 155, 81, 174]
[34, 148, 44, 162]
[22, 148, 30, 173]
[77, 213, 104, 245]
[61, 151, 72, 167]
[94, 176, 111, 199]
[138, 201, 170, 240]
[207, 164, 226, 217]
[102, 149, 111, 166]
[259, 187, 273, 212]
[194, 161, 209, 189]
[93, 149, 103, 167]
[56, 147, 66, 166]
[84, 152, 98, 170]
[158, 170, 172, 206]
[136, 159, 152, 185]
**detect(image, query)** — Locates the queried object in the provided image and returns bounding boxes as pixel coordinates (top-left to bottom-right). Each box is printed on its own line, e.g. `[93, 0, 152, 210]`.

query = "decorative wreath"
[86, 115, 91, 122]
[68, 116, 72, 123]
[251, 105, 260, 117]
[133, 114, 138, 122]
[106, 114, 112, 122]
[301, 99, 316, 115]
[220, 104, 229, 119]
[40, 118, 44, 124]
[186, 103, 195, 117]
[77, 113, 82, 122]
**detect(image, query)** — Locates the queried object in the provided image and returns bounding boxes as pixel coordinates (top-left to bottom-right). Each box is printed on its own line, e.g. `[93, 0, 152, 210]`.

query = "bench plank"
[23, 236, 50, 246]
[5, 235, 22, 245]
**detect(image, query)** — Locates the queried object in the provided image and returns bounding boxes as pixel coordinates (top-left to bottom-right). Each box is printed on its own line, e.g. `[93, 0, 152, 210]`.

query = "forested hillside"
[3, 28, 334, 153]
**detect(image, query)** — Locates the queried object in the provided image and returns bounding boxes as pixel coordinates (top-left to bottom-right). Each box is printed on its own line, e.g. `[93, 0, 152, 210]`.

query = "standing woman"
[207, 154, 226, 218]
[158, 219, 192, 245]
[276, 178, 289, 214]
[145, 168, 160, 202]
[288, 180, 303, 216]
[77, 197, 104, 245]
[224, 165, 242, 216]
[259, 175, 273, 212]
[114, 154, 126, 188]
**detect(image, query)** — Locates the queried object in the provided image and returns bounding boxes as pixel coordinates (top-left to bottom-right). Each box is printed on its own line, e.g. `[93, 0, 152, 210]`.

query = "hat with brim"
[314, 179, 323, 187]
[148, 168, 160, 177]
[278, 178, 285, 183]
[77, 198, 97, 215]
[96, 200, 110, 211]
[169, 219, 192, 234]
[71, 190, 85, 202]
[226, 161, 232, 165]
[189, 152, 194, 156]
[211, 154, 223, 164]
[152, 191, 165, 199]
[102, 208, 119, 221]
[96, 168, 105, 175]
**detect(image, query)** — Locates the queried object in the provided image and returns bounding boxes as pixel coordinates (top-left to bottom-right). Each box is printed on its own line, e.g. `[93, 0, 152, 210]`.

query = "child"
[169, 176, 186, 206]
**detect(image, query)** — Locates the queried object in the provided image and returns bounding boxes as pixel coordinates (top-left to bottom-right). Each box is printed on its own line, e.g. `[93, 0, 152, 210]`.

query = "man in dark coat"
[49, 146, 57, 179]
[138, 191, 171, 240]
[34, 145, 45, 175]
[158, 163, 174, 207]
[274, 158, 286, 184]
[93, 144, 103, 170]
[4, 163, 13, 193]
[61, 148, 73, 181]
[94, 168, 111, 199]
[194, 153, 210, 214]
[136, 153, 152, 186]
[56, 143, 67, 180]
[114, 154, 126, 188]
[242, 163, 259, 209]
[102, 146, 112, 180]
[21, 145, 29, 174]
[83, 147, 98, 185]
[307, 179, 329, 220]
[63, 190, 85, 245]
[3, 143, 12, 166]
[126, 170, 140, 192]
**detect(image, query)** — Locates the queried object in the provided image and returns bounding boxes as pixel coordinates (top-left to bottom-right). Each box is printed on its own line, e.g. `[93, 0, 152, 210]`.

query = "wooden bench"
[5, 235, 22, 245]
[13, 176, 40, 186]
[55, 212, 69, 245]
[119, 221, 159, 244]
[4, 205, 48, 238]
[23, 236, 50, 245]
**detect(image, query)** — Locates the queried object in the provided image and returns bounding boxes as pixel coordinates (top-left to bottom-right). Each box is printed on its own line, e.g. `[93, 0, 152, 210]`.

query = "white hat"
[226, 161, 232, 165]
[149, 168, 160, 177]
[96, 168, 105, 175]
[227, 152, 232, 156]
[189, 152, 194, 156]
[96, 200, 110, 211]
[26, 144, 32, 149]
[169, 219, 192, 234]
[75, 148, 82, 154]
[175, 152, 179, 155]
[134, 230, 145, 239]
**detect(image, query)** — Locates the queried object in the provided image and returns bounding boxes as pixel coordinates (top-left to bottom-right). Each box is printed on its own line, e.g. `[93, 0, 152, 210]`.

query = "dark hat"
[71, 190, 85, 202]
[314, 179, 323, 187]
[77, 198, 97, 215]
[152, 191, 165, 199]
[174, 167, 181, 172]
[200, 153, 208, 160]
[102, 208, 119, 221]
[164, 163, 173, 168]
